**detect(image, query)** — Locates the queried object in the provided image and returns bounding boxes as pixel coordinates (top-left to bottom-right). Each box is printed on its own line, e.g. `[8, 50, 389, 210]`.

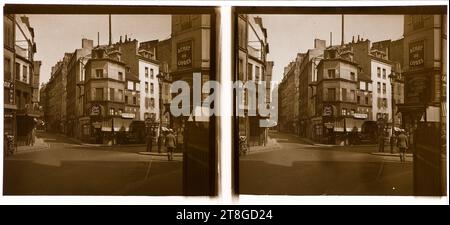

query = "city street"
[240, 131, 413, 195]
[4, 131, 182, 195]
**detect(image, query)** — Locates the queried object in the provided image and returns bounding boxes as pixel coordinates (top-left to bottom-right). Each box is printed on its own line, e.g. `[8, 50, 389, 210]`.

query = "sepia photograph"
[3, 5, 217, 196]
[235, 7, 447, 196]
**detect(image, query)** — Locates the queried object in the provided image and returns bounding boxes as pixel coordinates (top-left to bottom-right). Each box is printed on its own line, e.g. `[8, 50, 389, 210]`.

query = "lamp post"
[388, 72, 397, 153]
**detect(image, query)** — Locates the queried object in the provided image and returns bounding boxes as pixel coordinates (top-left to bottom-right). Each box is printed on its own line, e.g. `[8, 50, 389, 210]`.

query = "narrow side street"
[4, 131, 182, 195]
[240, 131, 413, 195]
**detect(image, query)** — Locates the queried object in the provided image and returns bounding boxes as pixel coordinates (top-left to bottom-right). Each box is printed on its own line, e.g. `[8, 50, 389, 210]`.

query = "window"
[247, 63, 253, 80]
[366, 82, 369, 91]
[341, 108, 347, 116]
[95, 88, 103, 101]
[382, 83, 386, 94]
[350, 72, 355, 81]
[133, 96, 137, 105]
[136, 83, 140, 91]
[382, 68, 386, 79]
[357, 96, 361, 104]
[150, 68, 154, 79]
[4, 58, 11, 80]
[327, 88, 336, 101]
[350, 109, 355, 115]
[377, 82, 381, 93]
[118, 90, 123, 101]
[145, 67, 149, 77]
[342, 88, 347, 101]
[22, 65, 27, 83]
[238, 59, 244, 81]
[127, 81, 134, 90]
[125, 95, 128, 104]
[412, 15, 424, 30]
[118, 72, 123, 81]
[255, 66, 260, 81]
[365, 97, 369, 105]
[145, 82, 149, 93]
[110, 88, 115, 101]
[377, 67, 381, 78]
[96, 69, 103, 78]
[383, 98, 387, 108]
[118, 109, 122, 115]
[150, 98, 155, 107]
[145, 97, 149, 109]
[350, 90, 355, 101]
[109, 108, 115, 115]
[328, 69, 335, 79]
[15, 63, 20, 80]
[150, 83, 154, 94]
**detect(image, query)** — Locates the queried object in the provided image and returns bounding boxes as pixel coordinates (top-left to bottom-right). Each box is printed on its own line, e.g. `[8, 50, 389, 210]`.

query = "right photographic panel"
[234, 6, 447, 196]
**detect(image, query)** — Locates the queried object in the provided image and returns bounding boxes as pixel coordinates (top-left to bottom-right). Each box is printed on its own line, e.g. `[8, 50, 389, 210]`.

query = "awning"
[101, 118, 133, 132]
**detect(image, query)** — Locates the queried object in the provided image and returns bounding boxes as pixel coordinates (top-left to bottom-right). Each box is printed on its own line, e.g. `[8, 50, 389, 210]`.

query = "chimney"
[82, 38, 93, 49]
[97, 32, 100, 46]
[125, 34, 128, 42]
[108, 14, 112, 46]
[119, 36, 122, 43]
[314, 39, 326, 50]
[330, 32, 333, 46]
[358, 35, 360, 42]
[352, 36, 355, 43]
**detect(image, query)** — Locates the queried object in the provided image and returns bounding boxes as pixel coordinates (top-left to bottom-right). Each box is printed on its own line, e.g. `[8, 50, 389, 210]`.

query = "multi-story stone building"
[399, 14, 447, 196]
[236, 15, 270, 146]
[66, 38, 93, 138]
[3, 14, 17, 138]
[83, 46, 127, 143]
[10, 15, 41, 146]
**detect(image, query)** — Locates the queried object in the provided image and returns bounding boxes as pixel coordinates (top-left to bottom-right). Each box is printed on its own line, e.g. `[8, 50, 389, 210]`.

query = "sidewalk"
[246, 137, 281, 155]
[370, 152, 413, 157]
[55, 133, 146, 148]
[15, 137, 50, 154]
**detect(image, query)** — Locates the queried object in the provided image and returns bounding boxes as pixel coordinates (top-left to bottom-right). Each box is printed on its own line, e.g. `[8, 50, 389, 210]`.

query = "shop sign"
[92, 122, 102, 128]
[353, 113, 368, 119]
[409, 40, 424, 69]
[177, 40, 192, 69]
[323, 105, 333, 116]
[90, 105, 101, 116]
[324, 122, 334, 129]
[121, 113, 135, 119]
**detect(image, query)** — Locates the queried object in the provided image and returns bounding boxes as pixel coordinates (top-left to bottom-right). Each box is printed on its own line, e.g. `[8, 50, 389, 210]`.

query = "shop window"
[341, 108, 347, 116]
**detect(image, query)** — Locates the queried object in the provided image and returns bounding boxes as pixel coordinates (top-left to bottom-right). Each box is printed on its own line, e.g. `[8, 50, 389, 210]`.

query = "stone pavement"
[15, 137, 49, 154]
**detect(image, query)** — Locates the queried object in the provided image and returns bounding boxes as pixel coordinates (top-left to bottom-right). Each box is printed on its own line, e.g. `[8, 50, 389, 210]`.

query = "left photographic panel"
[3, 5, 218, 196]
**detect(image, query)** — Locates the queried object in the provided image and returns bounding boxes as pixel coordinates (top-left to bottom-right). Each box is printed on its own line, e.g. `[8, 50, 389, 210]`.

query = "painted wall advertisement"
[177, 40, 193, 69]
[409, 40, 424, 69]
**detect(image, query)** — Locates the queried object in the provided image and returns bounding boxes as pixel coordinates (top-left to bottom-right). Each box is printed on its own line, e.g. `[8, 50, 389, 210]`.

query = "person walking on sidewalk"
[397, 131, 408, 162]
[165, 129, 176, 161]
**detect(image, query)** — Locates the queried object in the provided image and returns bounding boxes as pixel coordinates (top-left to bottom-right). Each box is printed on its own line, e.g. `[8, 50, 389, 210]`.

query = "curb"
[246, 145, 281, 155]
[138, 152, 183, 157]
[370, 152, 413, 157]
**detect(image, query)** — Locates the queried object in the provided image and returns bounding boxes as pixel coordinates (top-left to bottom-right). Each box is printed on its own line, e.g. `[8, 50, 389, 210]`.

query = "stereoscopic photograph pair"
[2, 4, 447, 197]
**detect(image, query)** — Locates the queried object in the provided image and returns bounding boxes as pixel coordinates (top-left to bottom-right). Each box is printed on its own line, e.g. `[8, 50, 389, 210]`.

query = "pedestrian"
[378, 132, 385, 152]
[165, 129, 176, 161]
[351, 126, 358, 145]
[390, 133, 396, 154]
[397, 131, 408, 162]
[158, 132, 164, 154]
[146, 129, 153, 152]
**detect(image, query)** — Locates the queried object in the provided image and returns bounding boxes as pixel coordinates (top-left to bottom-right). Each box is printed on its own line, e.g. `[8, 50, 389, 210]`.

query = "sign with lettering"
[323, 105, 333, 116]
[353, 113, 368, 119]
[90, 105, 101, 116]
[409, 40, 424, 69]
[177, 40, 192, 69]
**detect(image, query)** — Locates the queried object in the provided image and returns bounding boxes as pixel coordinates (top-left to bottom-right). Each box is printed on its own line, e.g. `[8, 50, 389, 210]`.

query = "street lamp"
[388, 72, 398, 153]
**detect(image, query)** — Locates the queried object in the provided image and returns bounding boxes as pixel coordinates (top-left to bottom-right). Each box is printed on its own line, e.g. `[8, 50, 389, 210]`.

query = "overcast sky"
[27, 14, 171, 84]
[255, 14, 404, 83]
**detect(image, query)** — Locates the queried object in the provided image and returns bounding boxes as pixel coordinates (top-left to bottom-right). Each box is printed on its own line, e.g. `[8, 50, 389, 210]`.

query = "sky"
[26, 14, 171, 85]
[255, 14, 404, 83]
